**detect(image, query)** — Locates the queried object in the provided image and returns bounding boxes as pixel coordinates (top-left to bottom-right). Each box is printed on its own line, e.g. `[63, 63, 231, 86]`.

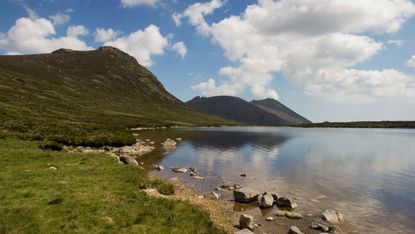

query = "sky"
[0, 0, 415, 122]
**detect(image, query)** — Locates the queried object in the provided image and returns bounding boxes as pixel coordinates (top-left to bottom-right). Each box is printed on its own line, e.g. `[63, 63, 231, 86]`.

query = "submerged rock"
[152, 164, 164, 171]
[257, 192, 274, 208]
[310, 222, 330, 232]
[235, 229, 254, 234]
[288, 225, 304, 234]
[322, 209, 344, 224]
[285, 211, 303, 219]
[266, 216, 274, 221]
[171, 167, 187, 173]
[234, 188, 260, 203]
[239, 214, 255, 230]
[161, 139, 177, 149]
[275, 196, 298, 209]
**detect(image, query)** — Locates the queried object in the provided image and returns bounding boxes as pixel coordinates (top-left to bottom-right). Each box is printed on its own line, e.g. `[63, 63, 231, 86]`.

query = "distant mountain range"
[186, 96, 311, 126]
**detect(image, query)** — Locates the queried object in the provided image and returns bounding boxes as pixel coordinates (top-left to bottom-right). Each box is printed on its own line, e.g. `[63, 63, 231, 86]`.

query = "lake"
[139, 127, 415, 233]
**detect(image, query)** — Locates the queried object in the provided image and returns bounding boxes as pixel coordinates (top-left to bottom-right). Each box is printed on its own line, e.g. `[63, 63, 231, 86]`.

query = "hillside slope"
[251, 98, 311, 124]
[186, 96, 290, 126]
[0, 47, 234, 146]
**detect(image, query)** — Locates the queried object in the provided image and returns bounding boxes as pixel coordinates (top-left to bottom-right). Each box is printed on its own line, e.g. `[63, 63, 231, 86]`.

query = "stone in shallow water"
[266, 216, 274, 221]
[239, 214, 255, 230]
[257, 192, 274, 208]
[233, 188, 260, 203]
[310, 222, 330, 232]
[275, 196, 298, 209]
[235, 228, 254, 234]
[285, 211, 303, 219]
[322, 209, 344, 224]
[288, 225, 304, 234]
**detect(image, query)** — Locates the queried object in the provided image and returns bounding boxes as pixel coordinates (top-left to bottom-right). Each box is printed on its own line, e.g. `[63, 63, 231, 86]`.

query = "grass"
[0, 137, 225, 234]
[0, 48, 237, 147]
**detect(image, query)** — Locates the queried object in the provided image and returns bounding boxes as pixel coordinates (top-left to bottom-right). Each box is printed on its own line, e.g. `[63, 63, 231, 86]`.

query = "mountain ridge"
[186, 96, 310, 126]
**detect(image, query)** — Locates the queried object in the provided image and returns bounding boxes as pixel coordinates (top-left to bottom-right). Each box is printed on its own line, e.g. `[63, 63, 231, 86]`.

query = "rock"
[274, 210, 285, 216]
[198, 195, 204, 199]
[288, 225, 304, 234]
[276, 196, 298, 209]
[234, 187, 260, 203]
[257, 192, 274, 208]
[322, 209, 344, 224]
[240, 174, 247, 177]
[211, 192, 220, 200]
[176, 137, 182, 141]
[316, 195, 327, 200]
[119, 155, 139, 166]
[170, 177, 179, 181]
[239, 214, 255, 230]
[190, 171, 196, 176]
[189, 167, 198, 173]
[161, 139, 177, 149]
[193, 176, 205, 180]
[310, 222, 330, 232]
[271, 193, 279, 201]
[49, 166, 57, 170]
[171, 167, 187, 173]
[120, 142, 153, 156]
[266, 216, 274, 221]
[234, 184, 242, 190]
[152, 164, 164, 171]
[214, 187, 223, 191]
[285, 211, 303, 219]
[235, 229, 254, 234]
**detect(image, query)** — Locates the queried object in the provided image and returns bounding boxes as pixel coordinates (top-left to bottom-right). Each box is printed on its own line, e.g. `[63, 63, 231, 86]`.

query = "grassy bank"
[0, 137, 224, 234]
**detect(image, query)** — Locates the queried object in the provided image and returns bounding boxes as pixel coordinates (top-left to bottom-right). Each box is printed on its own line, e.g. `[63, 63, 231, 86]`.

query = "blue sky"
[1, 0, 415, 122]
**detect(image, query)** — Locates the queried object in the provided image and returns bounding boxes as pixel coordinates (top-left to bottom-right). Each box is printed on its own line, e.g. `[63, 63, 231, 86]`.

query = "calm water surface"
[140, 127, 415, 233]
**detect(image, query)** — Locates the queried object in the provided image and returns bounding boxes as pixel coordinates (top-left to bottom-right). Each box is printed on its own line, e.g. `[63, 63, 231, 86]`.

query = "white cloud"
[387, 40, 405, 46]
[0, 17, 91, 55]
[172, 0, 224, 36]
[67, 25, 88, 37]
[49, 13, 70, 26]
[406, 55, 415, 68]
[171, 41, 187, 58]
[121, 0, 159, 7]
[182, 0, 415, 101]
[95, 28, 119, 42]
[104, 24, 168, 67]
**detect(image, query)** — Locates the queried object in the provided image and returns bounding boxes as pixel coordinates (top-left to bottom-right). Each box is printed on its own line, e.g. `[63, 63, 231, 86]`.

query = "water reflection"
[141, 127, 415, 233]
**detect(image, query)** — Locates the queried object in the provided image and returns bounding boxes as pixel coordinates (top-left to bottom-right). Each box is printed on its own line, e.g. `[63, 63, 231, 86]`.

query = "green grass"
[0, 137, 225, 234]
[0, 48, 237, 147]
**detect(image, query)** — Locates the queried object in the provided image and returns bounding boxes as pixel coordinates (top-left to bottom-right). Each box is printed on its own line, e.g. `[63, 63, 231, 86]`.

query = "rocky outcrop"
[233, 188, 260, 203]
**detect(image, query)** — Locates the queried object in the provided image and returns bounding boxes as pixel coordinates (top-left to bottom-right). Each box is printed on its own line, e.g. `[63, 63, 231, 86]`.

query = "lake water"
[139, 127, 415, 233]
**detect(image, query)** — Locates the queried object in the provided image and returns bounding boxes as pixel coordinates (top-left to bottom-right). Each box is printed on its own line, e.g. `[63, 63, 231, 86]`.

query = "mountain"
[0, 47, 234, 146]
[251, 98, 311, 124]
[186, 96, 310, 126]
[186, 96, 287, 125]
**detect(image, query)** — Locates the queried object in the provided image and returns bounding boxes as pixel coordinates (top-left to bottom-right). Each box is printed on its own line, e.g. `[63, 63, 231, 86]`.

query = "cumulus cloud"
[172, 0, 224, 36]
[387, 40, 405, 46]
[104, 24, 168, 66]
[49, 13, 70, 26]
[0, 17, 91, 55]
[181, 0, 415, 101]
[171, 41, 187, 58]
[406, 55, 415, 68]
[121, 0, 159, 7]
[95, 28, 119, 42]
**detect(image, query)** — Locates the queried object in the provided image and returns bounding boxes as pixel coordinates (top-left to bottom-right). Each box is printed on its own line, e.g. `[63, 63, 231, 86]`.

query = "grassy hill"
[0, 47, 235, 146]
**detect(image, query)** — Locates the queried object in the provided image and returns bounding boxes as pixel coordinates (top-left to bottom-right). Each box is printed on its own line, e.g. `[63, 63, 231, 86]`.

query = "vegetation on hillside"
[0, 47, 235, 147]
